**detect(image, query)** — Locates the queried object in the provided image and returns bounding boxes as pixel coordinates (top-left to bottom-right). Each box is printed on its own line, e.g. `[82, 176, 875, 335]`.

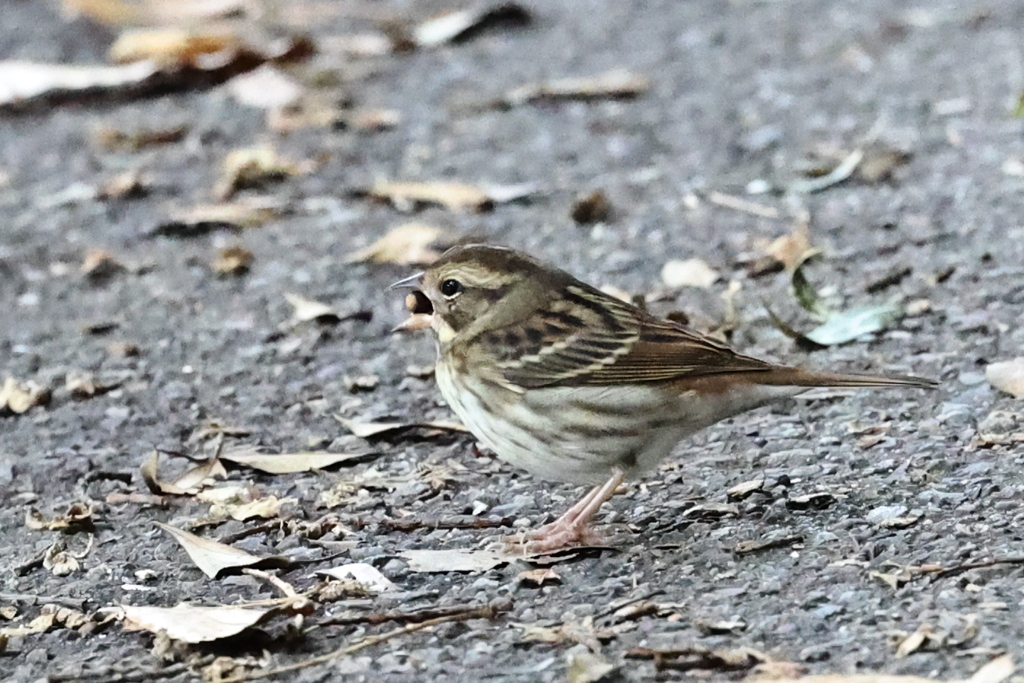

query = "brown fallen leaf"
[108, 28, 240, 68]
[986, 358, 1024, 398]
[0, 604, 89, 639]
[211, 245, 253, 275]
[661, 258, 720, 289]
[220, 449, 371, 474]
[140, 451, 226, 496]
[156, 522, 290, 578]
[65, 370, 121, 399]
[413, 3, 531, 48]
[80, 248, 124, 280]
[285, 293, 342, 324]
[501, 69, 649, 107]
[215, 148, 307, 200]
[98, 170, 149, 200]
[517, 568, 561, 587]
[118, 603, 285, 644]
[43, 537, 92, 576]
[154, 199, 283, 236]
[210, 495, 296, 522]
[26, 503, 94, 533]
[362, 179, 539, 212]
[0, 377, 51, 415]
[347, 224, 445, 265]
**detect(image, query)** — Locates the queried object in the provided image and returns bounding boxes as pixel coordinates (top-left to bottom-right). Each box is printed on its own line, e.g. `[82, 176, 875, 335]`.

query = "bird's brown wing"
[495, 284, 772, 389]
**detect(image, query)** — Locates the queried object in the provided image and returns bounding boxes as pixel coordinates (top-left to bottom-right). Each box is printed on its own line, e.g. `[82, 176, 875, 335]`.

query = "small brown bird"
[395, 244, 937, 554]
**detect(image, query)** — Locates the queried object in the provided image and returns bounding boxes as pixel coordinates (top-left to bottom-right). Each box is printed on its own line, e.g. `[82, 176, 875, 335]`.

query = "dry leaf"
[227, 64, 304, 110]
[140, 451, 226, 496]
[517, 568, 561, 586]
[156, 522, 289, 578]
[215, 148, 304, 200]
[317, 563, 397, 593]
[364, 180, 539, 212]
[414, 4, 531, 47]
[727, 477, 765, 501]
[337, 417, 468, 439]
[764, 227, 819, 272]
[337, 108, 402, 132]
[211, 496, 295, 522]
[0, 604, 88, 639]
[285, 293, 341, 324]
[896, 623, 933, 658]
[0, 377, 51, 415]
[108, 29, 239, 68]
[62, 0, 246, 27]
[211, 245, 253, 275]
[80, 248, 124, 279]
[661, 258, 720, 289]
[571, 190, 612, 224]
[65, 370, 120, 399]
[154, 199, 283, 236]
[26, 503, 94, 533]
[119, 603, 276, 643]
[567, 649, 616, 683]
[986, 359, 1024, 398]
[502, 69, 648, 107]
[220, 449, 370, 474]
[98, 170, 149, 200]
[399, 548, 506, 573]
[0, 60, 159, 110]
[347, 224, 445, 265]
[43, 540, 84, 576]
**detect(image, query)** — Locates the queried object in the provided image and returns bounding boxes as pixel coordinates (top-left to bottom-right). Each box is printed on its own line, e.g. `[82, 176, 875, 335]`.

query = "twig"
[928, 557, 1024, 579]
[380, 515, 514, 532]
[318, 602, 499, 627]
[220, 599, 512, 682]
[0, 592, 85, 608]
[47, 661, 195, 682]
[788, 147, 864, 194]
[706, 191, 780, 219]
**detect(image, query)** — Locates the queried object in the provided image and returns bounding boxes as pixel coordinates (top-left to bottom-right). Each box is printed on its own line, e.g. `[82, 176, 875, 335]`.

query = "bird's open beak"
[387, 272, 425, 290]
[392, 289, 434, 332]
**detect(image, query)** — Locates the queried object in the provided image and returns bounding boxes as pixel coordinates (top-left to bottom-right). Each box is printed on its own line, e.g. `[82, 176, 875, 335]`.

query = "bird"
[393, 244, 937, 554]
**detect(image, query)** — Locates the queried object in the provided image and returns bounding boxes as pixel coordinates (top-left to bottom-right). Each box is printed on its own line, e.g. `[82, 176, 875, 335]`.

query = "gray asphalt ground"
[3, 1, 1024, 681]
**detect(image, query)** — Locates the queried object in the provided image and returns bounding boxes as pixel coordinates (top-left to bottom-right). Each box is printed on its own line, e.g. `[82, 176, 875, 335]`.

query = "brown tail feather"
[756, 367, 938, 390]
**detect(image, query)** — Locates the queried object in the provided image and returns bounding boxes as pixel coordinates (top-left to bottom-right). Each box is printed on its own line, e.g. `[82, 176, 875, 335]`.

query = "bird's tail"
[754, 366, 938, 390]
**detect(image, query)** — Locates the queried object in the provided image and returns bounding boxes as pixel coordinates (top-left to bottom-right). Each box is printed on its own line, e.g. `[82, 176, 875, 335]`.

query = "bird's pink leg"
[503, 469, 625, 555]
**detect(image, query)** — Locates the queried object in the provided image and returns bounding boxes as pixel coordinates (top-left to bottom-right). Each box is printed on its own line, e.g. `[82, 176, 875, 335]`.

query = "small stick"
[706, 191, 780, 219]
[220, 599, 512, 682]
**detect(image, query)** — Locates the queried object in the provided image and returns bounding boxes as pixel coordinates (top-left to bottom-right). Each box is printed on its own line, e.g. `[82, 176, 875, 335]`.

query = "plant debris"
[336, 416, 468, 439]
[115, 600, 308, 644]
[156, 522, 292, 578]
[211, 245, 254, 276]
[661, 257, 720, 289]
[398, 548, 507, 573]
[26, 503, 94, 533]
[413, 3, 532, 48]
[498, 69, 649, 107]
[570, 189, 613, 224]
[140, 451, 227, 496]
[0, 377, 51, 415]
[220, 449, 373, 474]
[360, 179, 539, 212]
[347, 224, 446, 265]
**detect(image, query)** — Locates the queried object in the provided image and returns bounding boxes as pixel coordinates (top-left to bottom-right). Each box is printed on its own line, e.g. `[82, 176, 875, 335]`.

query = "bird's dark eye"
[440, 279, 463, 298]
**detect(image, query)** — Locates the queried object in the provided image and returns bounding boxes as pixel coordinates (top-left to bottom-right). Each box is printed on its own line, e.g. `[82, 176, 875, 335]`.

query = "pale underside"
[435, 358, 802, 485]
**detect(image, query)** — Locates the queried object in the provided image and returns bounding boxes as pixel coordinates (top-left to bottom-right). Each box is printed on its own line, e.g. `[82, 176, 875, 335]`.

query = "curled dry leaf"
[347, 224, 445, 265]
[80, 248, 124, 279]
[661, 258, 720, 289]
[154, 198, 283, 237]
[118, 603, 282, 644]
[363, 180, 539, 212]
[215, 148, 306, 200]
[0, 60, 159, 110]
[336, 416, 468, 439]
[986, 358, 1024, 398]
[65, 370, 120, 399]
[317, 563, 397, 593]
[140, 451, 226, 496]
[400, 548, 507, 573]
[43, 538, 92, 576]
[764, 226, 819, 273]
[26, 503, 94, 533]
[156, 522, 290, 578]
[0, 377, 51, 415]
[285, 293, 343, 324]
[220, 448, 371, 474]
[413, 3, 532, 48]
[211, 245, 253, 275]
